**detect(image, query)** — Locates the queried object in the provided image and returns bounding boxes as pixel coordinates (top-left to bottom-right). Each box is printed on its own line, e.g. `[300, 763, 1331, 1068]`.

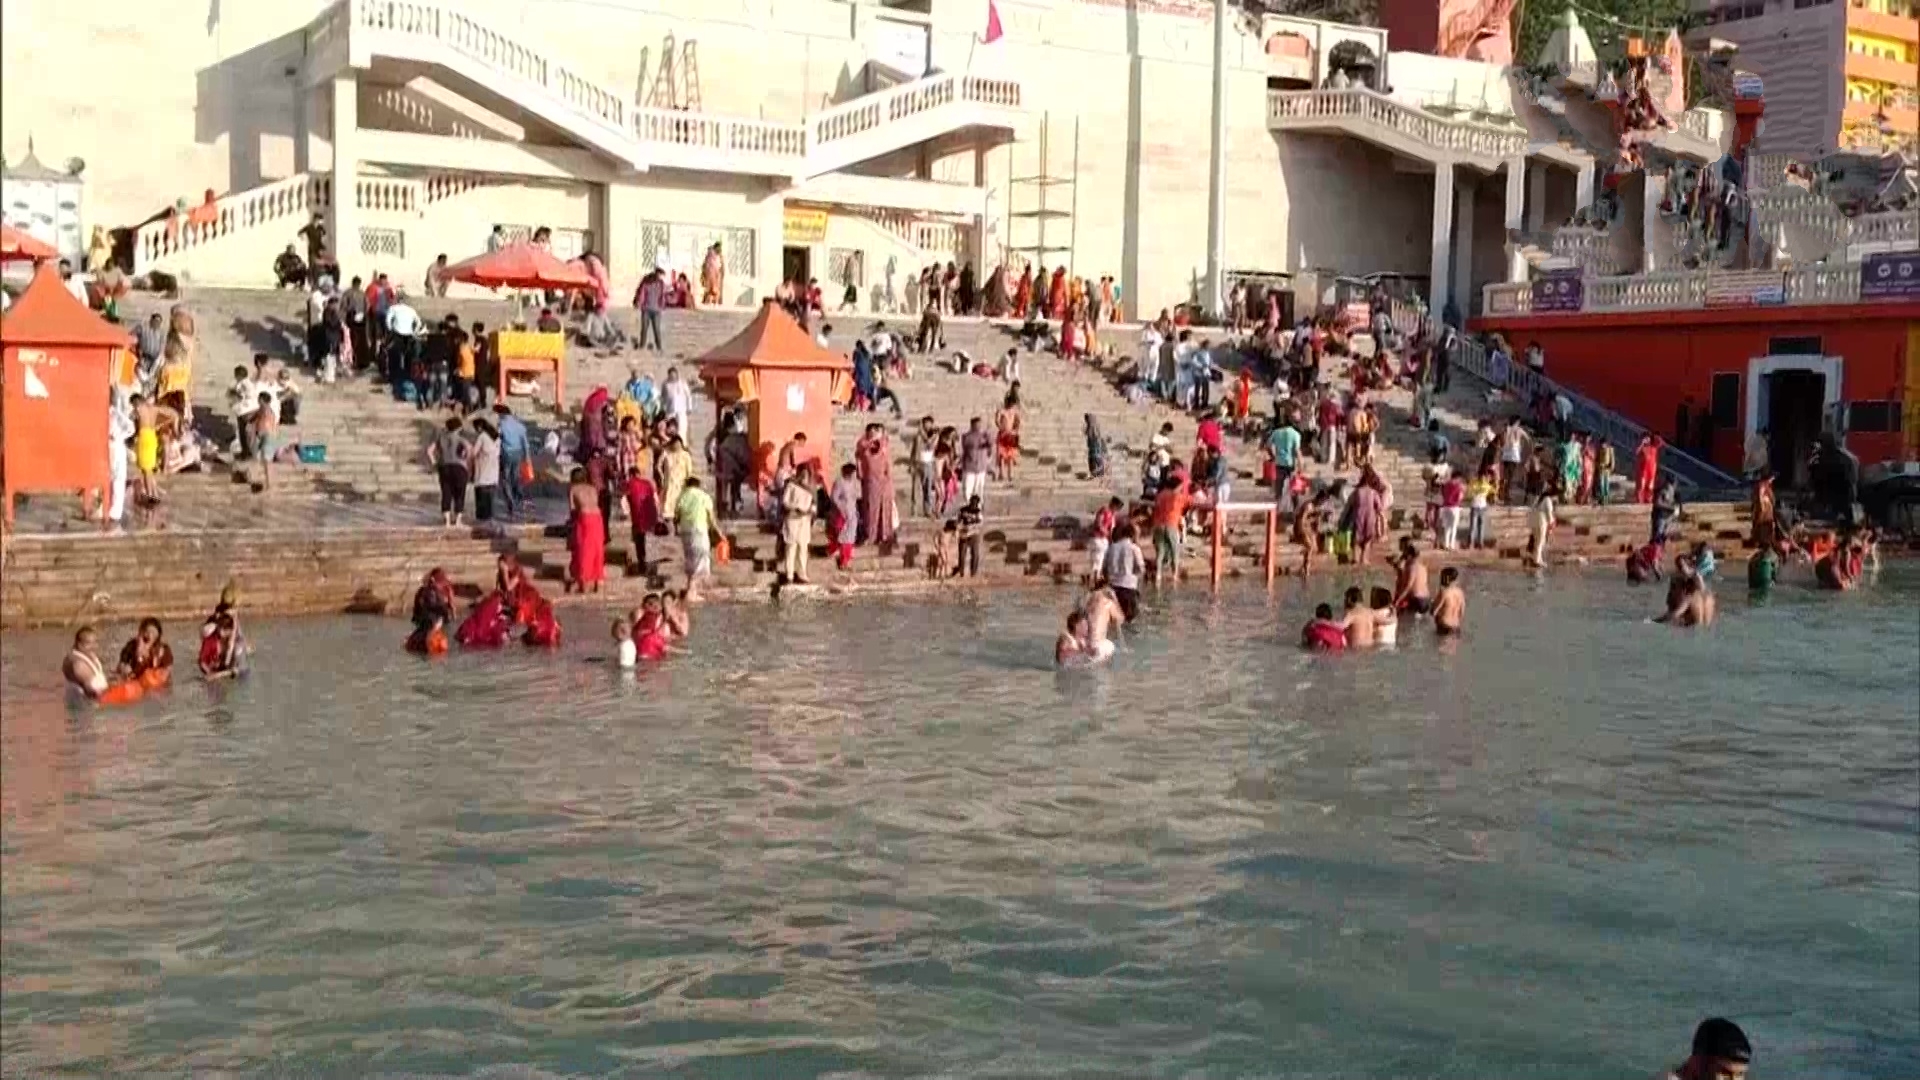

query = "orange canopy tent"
[441, 241, 594, 290]
[0, 224, 60, 264]
[697, 300, 852, 480]
[1, 262, 133, 524]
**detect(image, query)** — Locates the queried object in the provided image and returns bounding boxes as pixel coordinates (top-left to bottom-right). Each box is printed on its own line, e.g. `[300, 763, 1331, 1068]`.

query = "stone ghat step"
[1, 519, 1761, 628]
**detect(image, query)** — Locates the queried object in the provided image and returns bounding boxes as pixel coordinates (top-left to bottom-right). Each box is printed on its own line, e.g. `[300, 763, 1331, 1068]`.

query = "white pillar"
[329, 74, 361, 284]
[1452, 175, 1475, 317]
[294, 85, 311, 176]
[1429, 162, 1455, 318]
[1576, 160, 1596, 212]
[1641, 169, 1667, 272]
[1505, 157, 1529, 283]
[1527, 162, 1547, 233]
[1203, 0, 1229, 317]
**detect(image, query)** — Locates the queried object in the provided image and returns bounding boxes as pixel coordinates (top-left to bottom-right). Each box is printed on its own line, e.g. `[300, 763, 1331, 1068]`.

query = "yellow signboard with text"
[783, 207, 829, 245]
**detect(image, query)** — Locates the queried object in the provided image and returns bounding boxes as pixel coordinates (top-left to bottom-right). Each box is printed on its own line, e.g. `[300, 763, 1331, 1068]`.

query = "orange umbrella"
[441, 241, 594, 290]
[0, 223, 59, 264]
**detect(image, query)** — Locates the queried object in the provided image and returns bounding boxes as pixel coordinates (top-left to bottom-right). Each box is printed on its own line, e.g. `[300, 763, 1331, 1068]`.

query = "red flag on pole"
[984, 0, 1004, 43]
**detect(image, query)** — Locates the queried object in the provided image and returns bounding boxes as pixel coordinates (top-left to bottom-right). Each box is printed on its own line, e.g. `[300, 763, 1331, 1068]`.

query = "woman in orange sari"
[1046, 267, 1068, 320]
[1013, 266, 1033, 318]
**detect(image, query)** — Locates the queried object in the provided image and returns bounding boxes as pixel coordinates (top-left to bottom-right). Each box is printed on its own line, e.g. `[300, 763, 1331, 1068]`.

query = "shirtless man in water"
[63, 626, 110, 699]
[1432, 567, 1466, 635]
[1389, 538, 1432, 614]
[1340, 586, 1378, 647]
[1656, 563, 1716, 627]
[1072, 578, 1123, 664]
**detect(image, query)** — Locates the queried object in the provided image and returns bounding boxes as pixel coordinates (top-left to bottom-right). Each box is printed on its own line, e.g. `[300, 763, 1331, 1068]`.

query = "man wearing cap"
[1665, 1017, 1751, 1080]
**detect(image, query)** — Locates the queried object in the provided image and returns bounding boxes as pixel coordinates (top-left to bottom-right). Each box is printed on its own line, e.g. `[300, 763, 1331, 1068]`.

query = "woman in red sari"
[1013, 266, 1033, 318]
[566, 466, 606, 594]
[856, 423, 897, 545]
[1046, 267, 1067, 320]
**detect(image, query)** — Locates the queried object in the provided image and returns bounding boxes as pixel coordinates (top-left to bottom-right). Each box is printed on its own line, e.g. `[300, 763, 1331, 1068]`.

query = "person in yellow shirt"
[1466, 469, 1495, 549]
[453, 329, 478, 413]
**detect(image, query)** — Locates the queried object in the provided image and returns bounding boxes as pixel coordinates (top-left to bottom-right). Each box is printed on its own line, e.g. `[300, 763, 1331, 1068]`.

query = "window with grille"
[495, 224, 591, 261]
[641, 220, 756, 281]
[1846, 400, 1904, 433]
[360, 227, 406, 261]
[829, 248, 865, 289]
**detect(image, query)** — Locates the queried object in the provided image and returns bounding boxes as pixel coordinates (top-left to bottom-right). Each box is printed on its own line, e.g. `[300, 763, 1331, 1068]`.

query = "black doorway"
[782, 246, 811, 290]
[1765, 368, 1825, 489]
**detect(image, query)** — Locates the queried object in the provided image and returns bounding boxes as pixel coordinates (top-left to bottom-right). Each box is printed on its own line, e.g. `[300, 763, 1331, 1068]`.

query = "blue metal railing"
[1388, 300, 1745, 496]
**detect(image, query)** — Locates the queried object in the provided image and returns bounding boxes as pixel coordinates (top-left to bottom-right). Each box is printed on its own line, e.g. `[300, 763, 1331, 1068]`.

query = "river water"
[3, 570, 1917, 1077]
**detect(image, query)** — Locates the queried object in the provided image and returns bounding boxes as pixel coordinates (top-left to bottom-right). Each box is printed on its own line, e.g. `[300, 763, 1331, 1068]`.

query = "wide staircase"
[1, 289, 1755, 627]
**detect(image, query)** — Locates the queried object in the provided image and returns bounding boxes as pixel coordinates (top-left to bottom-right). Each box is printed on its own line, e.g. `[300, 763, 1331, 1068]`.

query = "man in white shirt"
[229, 364, 263, 459]
[385, 289, 422, 338]
[661, 366, 693, 441]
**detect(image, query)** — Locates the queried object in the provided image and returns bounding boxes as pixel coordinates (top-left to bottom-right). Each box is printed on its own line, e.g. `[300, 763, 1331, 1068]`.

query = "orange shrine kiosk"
[0, 263, 128, 525]
[696, 301, 851, 482]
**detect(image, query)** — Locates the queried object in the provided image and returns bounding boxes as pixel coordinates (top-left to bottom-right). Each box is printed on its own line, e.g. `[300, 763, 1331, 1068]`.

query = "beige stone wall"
[1, 0, 327, 231]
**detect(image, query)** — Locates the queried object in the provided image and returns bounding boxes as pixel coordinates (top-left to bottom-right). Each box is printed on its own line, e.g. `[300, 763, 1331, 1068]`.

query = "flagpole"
[1204, 0, 1229, 319]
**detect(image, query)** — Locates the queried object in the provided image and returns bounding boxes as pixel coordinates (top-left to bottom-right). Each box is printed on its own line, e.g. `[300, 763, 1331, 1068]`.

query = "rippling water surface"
[4, 570, 1917, 1077]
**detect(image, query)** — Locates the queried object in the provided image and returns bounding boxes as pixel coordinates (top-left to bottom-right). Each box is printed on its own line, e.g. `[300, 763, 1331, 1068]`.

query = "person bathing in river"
[1432, 568, 1466, 636]
[1301, 603, 1347, 652]
[1388, 538, 1432, 615]
[611, 618, 638, 669]
[1655, 555, 1715, 627]
[1369, 586, 1399, 647]
[1340, 586, 1378, 648]
[199, 612, 247, 678]
[1070, 577, 1123, 665]
[63, 627, 112, 700]
[117, 617, 176, 688]
[407, 568, 455, 654]
[1055, 612, 1094, 667]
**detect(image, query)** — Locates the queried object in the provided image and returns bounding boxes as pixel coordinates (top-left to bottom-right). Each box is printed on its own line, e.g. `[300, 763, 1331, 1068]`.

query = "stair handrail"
[1392, 300, 1743, 494]
[1267, 88, 1528, 162]
[133, 174, 333, 276]
[631, 107, 806, 159]
[352, 0, 630, 136]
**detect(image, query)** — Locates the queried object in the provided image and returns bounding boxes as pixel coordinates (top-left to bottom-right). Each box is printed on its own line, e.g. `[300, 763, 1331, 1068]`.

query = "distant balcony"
[1843, 97, 1920, 130]
[1846, 49, 1919, 86]
[1848, 3, 1920, 42]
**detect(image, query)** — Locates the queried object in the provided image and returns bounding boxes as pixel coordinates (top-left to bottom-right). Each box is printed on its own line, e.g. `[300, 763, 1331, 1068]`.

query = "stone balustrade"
[1266, 89, 1527, 164]
[1484, 264, 1874, 316]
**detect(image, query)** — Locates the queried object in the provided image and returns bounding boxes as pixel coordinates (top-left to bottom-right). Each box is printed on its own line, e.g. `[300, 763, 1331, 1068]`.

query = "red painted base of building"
[1471, 302, 1920, 477]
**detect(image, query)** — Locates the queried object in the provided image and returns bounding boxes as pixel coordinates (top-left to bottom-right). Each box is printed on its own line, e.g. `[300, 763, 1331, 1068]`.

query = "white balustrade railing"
[327, 0, 1022, 175]
[632, 108, 806, 159]
[1267, 89, 1526, 161]
[355, 176, 418, 214]
[1483, 264, 1878, 318]
[135, 174, 332, 275]
[354, 0, 629, 134]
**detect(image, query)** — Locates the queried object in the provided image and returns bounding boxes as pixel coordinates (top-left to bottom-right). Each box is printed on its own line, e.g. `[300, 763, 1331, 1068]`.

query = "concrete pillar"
[1576, 160, 1596, 212]
[1429, 162, 1455, 318]
[1202, 0, 1229, 317]
[1641, 169, 1667, 272]
[294, 85, 311, 176]
[328, 74, 361, 284]
[755, 183, 786, 304]
[1452, 175, 1476, 317]
[602, 180, 641, 303]
[1527, 162, 1547, 233]
[1505, 157, 1529, 283]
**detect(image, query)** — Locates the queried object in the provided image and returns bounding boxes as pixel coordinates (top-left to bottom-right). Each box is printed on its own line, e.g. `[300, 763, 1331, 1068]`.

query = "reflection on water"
[4, 572, 1918, 1077]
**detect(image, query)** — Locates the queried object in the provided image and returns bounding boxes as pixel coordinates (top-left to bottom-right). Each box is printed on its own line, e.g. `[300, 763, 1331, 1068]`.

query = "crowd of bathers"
[401, 554, 690, 668]
[61, 587, 249, 702]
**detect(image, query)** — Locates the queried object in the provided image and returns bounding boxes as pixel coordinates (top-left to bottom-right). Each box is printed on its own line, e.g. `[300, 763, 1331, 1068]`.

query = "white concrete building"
[0, 0, 1729, 316]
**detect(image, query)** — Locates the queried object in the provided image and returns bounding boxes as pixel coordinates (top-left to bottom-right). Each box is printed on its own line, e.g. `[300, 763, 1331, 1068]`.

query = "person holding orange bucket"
[116, 617, 176, 691]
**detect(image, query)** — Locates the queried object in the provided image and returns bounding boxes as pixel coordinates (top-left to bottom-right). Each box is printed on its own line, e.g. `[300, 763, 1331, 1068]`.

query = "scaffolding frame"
[1006, 112, 1078, 279]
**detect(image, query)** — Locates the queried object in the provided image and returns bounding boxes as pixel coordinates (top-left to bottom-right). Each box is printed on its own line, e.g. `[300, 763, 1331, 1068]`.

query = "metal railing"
[1390, 299, 1744, 495]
